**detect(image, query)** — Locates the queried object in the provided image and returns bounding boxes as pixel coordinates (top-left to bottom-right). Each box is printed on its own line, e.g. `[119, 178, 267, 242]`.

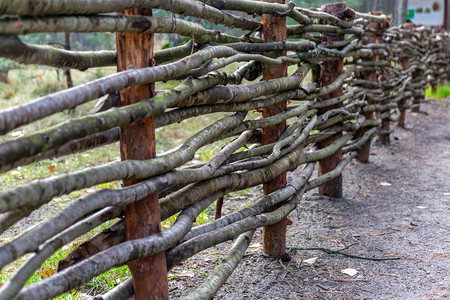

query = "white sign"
[407, 0, 445, 26]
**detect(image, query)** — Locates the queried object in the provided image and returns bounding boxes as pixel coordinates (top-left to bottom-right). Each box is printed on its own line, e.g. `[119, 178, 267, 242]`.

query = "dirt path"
[170, 99, 450, 299]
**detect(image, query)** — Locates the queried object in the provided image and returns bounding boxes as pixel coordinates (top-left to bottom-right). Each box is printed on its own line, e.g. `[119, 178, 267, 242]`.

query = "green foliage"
[426, 84, 450, 101]
[0, 218, 125, 299]
[85, 266, 130, 294]
[20, 33, 116, 51]
[0, 58, 16, 71]
[294, 0, 364, 9]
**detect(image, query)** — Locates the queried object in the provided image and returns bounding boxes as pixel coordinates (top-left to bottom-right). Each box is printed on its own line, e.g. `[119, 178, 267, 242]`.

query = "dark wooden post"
[355, 14, 380, 162]
[316, 2, 347, 197]
[0, 70, 7, 83]
[64, 33, 73, 89]
[378, 17, 392, 145]
[378, 66, 392, 145]
[116, 8, 169, 300]
[411, 25, 421, 113]
[398, 22, 414, 128]
[398, 56, 409, 127]
[215, 196, 224, 220]
[261, 0, 288, 259]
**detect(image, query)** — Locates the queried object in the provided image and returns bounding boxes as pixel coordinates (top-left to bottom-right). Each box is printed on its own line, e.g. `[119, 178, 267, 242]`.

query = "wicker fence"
[0, 0, 449, 299]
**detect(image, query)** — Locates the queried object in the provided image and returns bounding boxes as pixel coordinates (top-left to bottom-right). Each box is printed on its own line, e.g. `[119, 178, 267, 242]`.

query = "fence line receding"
[0, 0, 448, 299]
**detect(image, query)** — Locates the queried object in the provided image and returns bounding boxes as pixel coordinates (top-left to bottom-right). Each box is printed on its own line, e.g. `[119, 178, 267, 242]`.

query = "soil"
[169, 99, 450, 300]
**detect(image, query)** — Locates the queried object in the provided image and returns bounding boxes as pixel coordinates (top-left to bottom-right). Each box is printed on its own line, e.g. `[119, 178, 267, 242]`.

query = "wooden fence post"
[355, 13, 381, 162]
[116, 8, 169, 300]
[378, 69, 391, 144]
[261, 0, 288, 259]
[378, 17, 392, 145]
[411, 27, 425, 113]
[398, 22, 414, 128]
[316, 2, 347, 197]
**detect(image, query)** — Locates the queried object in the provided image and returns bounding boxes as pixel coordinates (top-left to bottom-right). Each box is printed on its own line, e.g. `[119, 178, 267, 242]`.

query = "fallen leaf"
[41, 269, 56, 279]
[379, 182, 392, 186]
[13, 21, 22, 30]
[179, 271, 195, 277]
[248, 243, 261, 248]
[48, 165, 56, 173]
[303, 257, 318, 265]
[5, 93, 15, 99]
[341, 268, 358, 276]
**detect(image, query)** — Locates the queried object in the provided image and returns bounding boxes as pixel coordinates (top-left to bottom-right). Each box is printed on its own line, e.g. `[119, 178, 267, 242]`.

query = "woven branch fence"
[0, 0, 449, 299]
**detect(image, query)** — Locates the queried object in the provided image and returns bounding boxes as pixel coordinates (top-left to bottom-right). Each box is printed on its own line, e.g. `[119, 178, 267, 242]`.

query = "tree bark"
[355, 14, 380, 162]
[261, 0, 288, 260]
[316, 2, 347, 198]
[398, 22, 414, 128]
[116, 7, 168, 300]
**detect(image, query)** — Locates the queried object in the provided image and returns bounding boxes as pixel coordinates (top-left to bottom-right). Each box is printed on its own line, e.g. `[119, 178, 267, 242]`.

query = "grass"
[0, 63, 257, 297]
[426, 83, 450, 101]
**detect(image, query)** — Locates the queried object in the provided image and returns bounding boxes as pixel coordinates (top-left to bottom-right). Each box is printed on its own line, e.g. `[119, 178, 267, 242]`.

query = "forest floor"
[169, 98, 450, 300]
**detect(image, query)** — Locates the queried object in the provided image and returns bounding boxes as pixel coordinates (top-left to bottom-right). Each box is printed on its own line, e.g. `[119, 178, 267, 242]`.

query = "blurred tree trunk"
[64, 33, 73, 89]
[0, 70, 7, 83]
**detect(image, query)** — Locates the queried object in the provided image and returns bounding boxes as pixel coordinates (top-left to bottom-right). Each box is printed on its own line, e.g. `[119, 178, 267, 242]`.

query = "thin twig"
[278, 259, 304, 272]
[287, 245, 401, 261]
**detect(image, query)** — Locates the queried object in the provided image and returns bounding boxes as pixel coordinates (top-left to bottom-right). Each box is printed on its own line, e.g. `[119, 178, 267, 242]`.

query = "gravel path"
[170, 99, 450, 300]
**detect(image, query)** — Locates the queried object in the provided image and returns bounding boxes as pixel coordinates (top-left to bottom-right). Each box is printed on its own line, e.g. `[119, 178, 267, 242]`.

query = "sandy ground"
[170, 99, 450, 300]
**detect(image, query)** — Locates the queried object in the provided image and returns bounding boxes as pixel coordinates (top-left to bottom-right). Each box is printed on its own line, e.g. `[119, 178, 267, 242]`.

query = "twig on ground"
[287, 245, 401, 261]
[278, 259, 304, 272]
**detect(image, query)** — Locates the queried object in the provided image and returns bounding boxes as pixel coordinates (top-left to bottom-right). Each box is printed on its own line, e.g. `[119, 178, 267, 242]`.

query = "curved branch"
[0, 15, 242, 44]
[0, 207, 122, 300]
[0, 112, 246, 215]
[182, 230, 255, 300]
[0, 0, 259, 31]
[296, 7, 354, 28]
[287, 24, 363, 37]
[198, 0, 311, 25]
[0, 38, 197, 71]
[0, 128, 119, 174]
[305, 153, 356, 191]
[0, 35, 115, 70]
[166, 199, 297, 269]
[13, 191, 224, 300]
[0, 45, 238, 135]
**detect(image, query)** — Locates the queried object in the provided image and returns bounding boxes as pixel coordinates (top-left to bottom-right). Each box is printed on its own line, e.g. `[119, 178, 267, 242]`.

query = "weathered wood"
[215, 197, 224, 220]
[355, 14, 380, 162]
[316, 2, 347, 197]
[116, 7, 169, 300]
[398, 22, 414, 128]
[261, 0, 288, 259]
[64, 33, 73, 89]
[411, 28, 425, 113]
[378, 71, 391, 145]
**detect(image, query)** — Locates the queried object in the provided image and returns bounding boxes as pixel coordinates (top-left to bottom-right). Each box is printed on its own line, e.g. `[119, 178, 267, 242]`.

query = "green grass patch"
[425, 83, 450, 101]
